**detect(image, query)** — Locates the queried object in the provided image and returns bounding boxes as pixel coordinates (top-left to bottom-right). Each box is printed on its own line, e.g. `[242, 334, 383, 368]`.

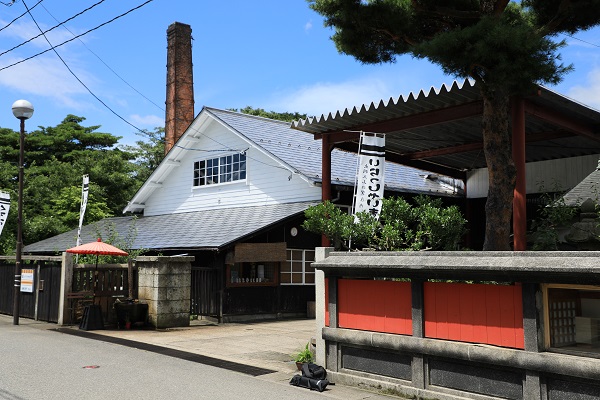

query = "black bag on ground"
[301, 362, 327, 380]
[289, 374, 329, 392]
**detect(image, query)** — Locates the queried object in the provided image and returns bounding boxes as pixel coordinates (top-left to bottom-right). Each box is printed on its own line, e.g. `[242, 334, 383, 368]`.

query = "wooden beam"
[400, 130, 573, 160]
[512, 97, 527, 251]
[335, 142, 466, 180]
[321, 134, 332, 247]
[524, 100, 600, 142]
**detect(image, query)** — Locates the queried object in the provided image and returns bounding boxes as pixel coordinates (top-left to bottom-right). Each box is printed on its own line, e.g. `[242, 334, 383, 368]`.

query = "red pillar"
[511, 97, 526, 251]
[321, 134, 332, 247]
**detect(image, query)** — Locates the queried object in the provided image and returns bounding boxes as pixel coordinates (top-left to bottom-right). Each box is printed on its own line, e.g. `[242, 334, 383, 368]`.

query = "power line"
[39, 2, 165, 113]
[563, 33, 600, 48]
[0, 0, 107, 59]
[22, 0, 145, 133]
[0, 0, 41, 32]
[0, 0, 154, 73]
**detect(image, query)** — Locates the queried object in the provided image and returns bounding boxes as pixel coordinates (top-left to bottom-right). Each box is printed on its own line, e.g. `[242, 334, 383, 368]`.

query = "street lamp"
[11, 99, 33, 325]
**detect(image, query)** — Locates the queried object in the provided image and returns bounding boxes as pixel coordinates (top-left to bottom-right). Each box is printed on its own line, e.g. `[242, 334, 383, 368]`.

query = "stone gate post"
[136, 256, 194, 329]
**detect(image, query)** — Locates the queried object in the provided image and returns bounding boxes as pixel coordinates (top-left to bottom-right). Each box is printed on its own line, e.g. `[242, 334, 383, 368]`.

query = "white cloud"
[269, 77, 403, 117]
[568, 68, 600, 109]
[304, 20, 313, 32]
[0, 56, 92, 108]
[130, 114, 164, 127]
[0, 19, 82, 51]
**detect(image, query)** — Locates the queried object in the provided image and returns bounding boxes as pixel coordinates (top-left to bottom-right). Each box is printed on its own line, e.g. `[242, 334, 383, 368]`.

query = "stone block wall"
[136, 256, 194, 329]
[314, 250, 600, 400]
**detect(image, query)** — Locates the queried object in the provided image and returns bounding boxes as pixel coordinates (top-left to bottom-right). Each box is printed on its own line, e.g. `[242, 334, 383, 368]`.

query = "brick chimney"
[164, 22, 194, 154]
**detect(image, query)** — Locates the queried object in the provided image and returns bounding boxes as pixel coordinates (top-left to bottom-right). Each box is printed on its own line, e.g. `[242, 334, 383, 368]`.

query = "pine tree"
[309, 0, 600, 250]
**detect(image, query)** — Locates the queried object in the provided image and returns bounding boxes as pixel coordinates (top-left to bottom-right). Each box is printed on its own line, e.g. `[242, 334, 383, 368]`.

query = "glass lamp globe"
[12, 100, 34, 120]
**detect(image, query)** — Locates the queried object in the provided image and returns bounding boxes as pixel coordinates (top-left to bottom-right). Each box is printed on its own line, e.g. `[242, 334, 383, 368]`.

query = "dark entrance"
[190, 266, 221, 320]
[0, 259, 62, 323]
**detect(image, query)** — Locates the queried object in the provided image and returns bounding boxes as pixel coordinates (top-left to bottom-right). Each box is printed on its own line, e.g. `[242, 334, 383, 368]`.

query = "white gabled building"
[25, 106, 461, 321]
[125, 106, 461, 217]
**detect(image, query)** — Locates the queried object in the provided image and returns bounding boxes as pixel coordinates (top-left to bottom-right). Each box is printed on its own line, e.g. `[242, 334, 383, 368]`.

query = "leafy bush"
[302, 195, 467, 251]
[530, 187, 577, 250]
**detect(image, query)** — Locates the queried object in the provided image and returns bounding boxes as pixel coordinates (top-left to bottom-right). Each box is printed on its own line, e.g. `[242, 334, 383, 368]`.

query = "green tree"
[233, 106, 308, 122]
[121, 127, 166, 183]
[309, 0, 600, 250]
[0, 115, 143, 252]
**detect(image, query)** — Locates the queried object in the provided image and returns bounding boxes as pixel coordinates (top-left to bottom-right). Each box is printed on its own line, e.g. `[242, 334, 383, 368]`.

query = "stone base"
[149, 312, 190, 329]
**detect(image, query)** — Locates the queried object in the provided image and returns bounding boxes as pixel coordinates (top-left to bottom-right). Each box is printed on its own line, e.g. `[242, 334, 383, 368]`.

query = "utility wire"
[0, 0, 41, 32]
[563, 33, 600, 48]
[0, 0, 154, 72]
[0, 0, 106, 59]
[40, 2, 165, 113]
[22, 0, 145, 132]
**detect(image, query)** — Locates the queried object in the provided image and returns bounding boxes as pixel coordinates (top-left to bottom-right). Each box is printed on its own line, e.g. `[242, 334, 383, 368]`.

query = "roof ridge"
[205, 106, 292, 126]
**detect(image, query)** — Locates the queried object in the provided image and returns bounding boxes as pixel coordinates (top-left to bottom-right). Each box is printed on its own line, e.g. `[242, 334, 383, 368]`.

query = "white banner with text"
[352, 132, 385, 219]
[0, 191, 9, 237]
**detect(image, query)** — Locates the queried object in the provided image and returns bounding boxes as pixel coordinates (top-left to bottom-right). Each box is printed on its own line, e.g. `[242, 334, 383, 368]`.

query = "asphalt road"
[0, 317, 391, 400]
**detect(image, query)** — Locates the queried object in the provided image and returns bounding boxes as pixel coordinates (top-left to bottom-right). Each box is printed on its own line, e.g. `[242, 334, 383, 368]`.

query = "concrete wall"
[314, 250, 600, 400]
[136, 256, 194, 329]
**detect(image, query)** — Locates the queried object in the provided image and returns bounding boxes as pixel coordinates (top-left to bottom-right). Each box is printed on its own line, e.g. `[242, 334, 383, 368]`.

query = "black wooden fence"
[0, 257, 62, 322]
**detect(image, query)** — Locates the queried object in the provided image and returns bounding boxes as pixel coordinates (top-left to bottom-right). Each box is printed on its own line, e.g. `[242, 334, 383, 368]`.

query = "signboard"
[20, 269, 34, 293]
[352, 132, 385, 219]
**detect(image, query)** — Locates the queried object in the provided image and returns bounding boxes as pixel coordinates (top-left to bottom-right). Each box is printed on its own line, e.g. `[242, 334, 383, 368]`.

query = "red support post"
[321, 135, 332, 247]
[511, 97, 526, 251]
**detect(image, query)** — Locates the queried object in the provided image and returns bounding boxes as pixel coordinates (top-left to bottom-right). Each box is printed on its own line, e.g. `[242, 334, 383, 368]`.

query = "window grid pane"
[193, 154, 247, 187]
[281, 249, 315, 286]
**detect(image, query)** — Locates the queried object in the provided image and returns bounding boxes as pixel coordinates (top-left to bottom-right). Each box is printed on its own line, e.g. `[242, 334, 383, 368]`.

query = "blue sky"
[0, 0, 599, 147]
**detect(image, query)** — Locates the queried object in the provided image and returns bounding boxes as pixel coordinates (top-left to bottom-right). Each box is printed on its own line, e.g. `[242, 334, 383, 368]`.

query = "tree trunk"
[481, 86, 516, 251]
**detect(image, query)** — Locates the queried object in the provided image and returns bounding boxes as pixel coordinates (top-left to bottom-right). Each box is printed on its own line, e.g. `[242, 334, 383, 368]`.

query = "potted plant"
[293, 343, 314, 370]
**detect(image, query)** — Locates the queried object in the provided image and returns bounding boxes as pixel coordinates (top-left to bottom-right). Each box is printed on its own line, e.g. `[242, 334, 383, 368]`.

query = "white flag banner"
[76, 175, 89, 246]
[0, 191, 10, 237]
[352, 132, 385, 220]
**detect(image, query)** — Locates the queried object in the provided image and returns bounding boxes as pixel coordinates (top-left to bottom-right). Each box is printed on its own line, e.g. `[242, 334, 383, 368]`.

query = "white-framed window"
[543, 284, 600, 355]
[193, 153, 246, 186]
[281, 249, 315, 285]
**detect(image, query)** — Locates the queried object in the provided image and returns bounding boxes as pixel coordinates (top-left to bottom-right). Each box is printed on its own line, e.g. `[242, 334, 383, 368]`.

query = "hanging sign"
[352, 132, 385, 219]
[76, 175, 89, 246]
[20, 269, 34, 293]
[0, 191, 9, 237]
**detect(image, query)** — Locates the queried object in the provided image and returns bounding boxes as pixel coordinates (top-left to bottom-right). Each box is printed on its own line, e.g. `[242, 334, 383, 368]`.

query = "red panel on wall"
[325, 278, 329, 327]
[337, 279, 412, 335]
[424, 282, 524, 349]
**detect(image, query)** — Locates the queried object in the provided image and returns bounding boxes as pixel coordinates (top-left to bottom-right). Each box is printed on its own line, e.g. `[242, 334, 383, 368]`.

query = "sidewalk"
[7, 315, 395, 399]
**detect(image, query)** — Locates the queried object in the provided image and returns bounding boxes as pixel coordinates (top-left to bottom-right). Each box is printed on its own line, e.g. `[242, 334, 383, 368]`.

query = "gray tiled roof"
[563, 158, 600, 207]
[207, 108, 462, 196]
[23, 201, 317, 254]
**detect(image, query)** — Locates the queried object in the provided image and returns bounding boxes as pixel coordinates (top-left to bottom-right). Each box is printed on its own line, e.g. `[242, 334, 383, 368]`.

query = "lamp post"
[11, 100, 33, 325]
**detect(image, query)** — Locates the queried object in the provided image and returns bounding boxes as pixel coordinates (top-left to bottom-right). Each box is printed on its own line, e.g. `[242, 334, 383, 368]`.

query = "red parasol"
[66, 238, 129, 298]
[67, 238, 129, 257]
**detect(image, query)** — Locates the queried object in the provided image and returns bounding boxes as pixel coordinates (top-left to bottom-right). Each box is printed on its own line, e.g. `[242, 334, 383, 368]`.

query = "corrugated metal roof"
[291, 80, 600, 177]
[23, 201, 317, 254]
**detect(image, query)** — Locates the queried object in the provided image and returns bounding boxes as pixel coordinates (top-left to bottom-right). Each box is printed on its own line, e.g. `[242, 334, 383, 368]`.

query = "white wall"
[143, 119, 321, 216]
[466, 154, 599, 198]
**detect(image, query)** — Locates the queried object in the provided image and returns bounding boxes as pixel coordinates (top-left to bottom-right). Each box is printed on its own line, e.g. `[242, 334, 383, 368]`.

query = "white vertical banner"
[0, 191, 10, 237]
[76, 175, 89, 246]
[352, 132, 385, 219]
